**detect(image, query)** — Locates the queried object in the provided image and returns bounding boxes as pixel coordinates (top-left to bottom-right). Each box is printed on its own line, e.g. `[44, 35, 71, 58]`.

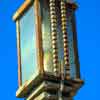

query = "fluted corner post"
[49, 0, 59, 76]
[60, 0, 70, 79]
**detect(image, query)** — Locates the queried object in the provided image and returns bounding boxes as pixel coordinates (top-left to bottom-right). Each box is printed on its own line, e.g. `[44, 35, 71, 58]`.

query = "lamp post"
[13, 0, 84, 100]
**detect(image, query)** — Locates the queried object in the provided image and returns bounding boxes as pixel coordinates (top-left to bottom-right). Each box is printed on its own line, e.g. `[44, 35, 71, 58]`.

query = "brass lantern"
[13, 0, 84, 100]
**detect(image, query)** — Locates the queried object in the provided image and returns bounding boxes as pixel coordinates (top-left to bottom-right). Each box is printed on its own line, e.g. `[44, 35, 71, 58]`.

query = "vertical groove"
[49, 0, 59, 75]
[60, 0, 70, 79]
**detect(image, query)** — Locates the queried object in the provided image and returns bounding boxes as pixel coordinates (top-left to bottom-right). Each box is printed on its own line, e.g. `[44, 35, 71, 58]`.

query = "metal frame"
[13, 1, 84, 99]
[14, 0, 80, 89]
[14, 0, 44, 87]
[66, 3, 80, 78]
[34, 0, 44, 74]
[16, 20, 22, 86]
[72, 13, 80, 78]
[13, 0, 34, 21]
[65, 2, 80, 79]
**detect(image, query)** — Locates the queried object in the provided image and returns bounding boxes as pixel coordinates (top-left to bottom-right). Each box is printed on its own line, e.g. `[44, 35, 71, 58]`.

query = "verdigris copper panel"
[20, 6, 38, 84]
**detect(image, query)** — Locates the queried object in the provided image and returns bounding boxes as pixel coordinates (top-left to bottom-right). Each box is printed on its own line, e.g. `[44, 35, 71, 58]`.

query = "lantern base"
[16, 72, 84, 99]
[26, 80, 73, 100]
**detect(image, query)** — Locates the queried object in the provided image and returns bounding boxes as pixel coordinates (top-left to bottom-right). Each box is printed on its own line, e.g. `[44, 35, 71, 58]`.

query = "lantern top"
[13, 0, 78, 21]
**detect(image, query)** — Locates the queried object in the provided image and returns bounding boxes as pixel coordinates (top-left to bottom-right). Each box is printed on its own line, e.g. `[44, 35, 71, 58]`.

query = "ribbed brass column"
[49, 0, 59, 75]
[60, 0, 70, 79]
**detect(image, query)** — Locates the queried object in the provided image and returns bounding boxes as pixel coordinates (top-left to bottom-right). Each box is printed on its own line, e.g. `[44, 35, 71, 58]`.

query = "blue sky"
[0, 0, 99, 100]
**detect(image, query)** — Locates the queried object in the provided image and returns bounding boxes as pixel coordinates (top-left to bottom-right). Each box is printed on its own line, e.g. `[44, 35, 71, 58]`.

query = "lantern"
[13, 0, 84, 99]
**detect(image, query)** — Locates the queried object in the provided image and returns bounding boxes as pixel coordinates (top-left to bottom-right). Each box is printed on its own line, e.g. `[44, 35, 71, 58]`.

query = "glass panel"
[67, 8, 76, 79]
[20, 6, 38, 84]
[41, 0, 53, 73]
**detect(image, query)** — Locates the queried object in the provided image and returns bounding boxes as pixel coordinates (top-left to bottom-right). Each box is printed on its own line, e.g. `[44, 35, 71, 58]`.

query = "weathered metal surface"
[16, 71, 83, 98]
[49, 0, 59, 75]
[27, 80, 74, 100]
[16, 72, 42, 98]
[13, 0, 83, 99]
[16, 20, 22, 86]
[33, 92, 73, 100]
[34, 0, 44, 74]
[66, 7, 76, 79]
[14, 0, 79, 80]
[41, 0, 53, 73]
[72, 13, 80, 78]
[60, 0, 70, 79]
[13, 0, 33, 21]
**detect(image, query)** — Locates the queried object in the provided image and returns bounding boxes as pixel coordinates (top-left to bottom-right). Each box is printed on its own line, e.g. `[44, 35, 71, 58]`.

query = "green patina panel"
[20, 6, 38, 84]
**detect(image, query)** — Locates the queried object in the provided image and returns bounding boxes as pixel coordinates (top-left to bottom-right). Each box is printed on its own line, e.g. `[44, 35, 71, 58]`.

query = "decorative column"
[49, 0, 59, 75]
[60, 0, 70, 79]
